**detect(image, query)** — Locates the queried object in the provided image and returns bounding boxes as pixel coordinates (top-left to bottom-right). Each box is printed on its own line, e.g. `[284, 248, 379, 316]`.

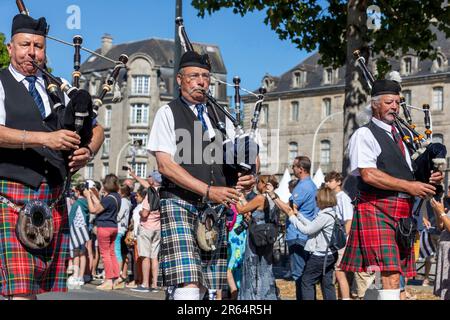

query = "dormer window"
[401, 56, 417, 76]
[437, 56, 443, 68]
[323, 68, 337, 85]
[404, 57, 412, 75]
[431, 53, 447, 73]
[292, 70, 306, 88]
[263, 75, 276, 92]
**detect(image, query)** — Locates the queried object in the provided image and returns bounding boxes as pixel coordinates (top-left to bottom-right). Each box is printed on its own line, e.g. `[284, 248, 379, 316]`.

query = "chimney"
[101, 34, 113, 55]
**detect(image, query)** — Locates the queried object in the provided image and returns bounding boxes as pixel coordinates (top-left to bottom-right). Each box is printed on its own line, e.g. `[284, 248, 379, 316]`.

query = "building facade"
[243, 32, 450, 187]
[78, 34, 227, 181]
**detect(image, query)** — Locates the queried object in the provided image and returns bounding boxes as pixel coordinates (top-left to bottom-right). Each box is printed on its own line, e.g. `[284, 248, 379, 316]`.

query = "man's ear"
[6, 42, 12, 56]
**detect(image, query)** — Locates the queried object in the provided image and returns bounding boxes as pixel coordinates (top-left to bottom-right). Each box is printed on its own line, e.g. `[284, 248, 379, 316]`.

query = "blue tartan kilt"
[158, 198, 227, 289]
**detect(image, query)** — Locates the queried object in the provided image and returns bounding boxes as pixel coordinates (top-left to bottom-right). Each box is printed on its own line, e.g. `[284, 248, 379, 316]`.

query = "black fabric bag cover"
[395, 216, 417, 255]
[147, 186, 160, 211]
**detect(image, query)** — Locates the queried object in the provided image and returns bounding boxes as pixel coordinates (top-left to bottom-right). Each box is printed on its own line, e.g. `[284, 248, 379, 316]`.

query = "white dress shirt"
[348, 117, 413, 176]
[0, 64, 70, 125]
[148, 99, 236, 157]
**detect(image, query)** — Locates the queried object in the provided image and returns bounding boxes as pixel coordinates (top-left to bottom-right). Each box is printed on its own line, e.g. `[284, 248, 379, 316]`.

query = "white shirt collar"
[371, 117, 392, 133]
[180, 96, 207, 114]
[8, 64, 44, 85]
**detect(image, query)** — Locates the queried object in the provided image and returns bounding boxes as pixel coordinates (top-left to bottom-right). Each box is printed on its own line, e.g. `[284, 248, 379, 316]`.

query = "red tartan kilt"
[0, 180, 69, 297]
[340, 191, 416, 278]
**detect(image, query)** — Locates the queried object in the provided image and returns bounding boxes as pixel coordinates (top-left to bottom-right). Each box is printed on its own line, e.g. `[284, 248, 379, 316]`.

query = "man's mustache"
[188, 87, 207, 95]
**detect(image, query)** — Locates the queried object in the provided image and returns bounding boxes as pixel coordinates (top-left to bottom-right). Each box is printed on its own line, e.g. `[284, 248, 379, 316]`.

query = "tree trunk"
[342, 0, 370, 195]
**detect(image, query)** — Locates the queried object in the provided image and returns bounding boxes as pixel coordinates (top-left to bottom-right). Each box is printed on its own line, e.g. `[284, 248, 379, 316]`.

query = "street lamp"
[114, 139, 144, 177]
[115, 141, 132, 176]
[311, 111, 343, 175]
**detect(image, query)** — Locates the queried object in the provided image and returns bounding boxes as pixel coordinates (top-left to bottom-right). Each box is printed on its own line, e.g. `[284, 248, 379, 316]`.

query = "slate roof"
[80, 38, 226, 74]
[263, 28, 450, 95]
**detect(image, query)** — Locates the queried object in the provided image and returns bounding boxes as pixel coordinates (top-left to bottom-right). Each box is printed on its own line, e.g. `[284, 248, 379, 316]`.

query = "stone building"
[243, 31, 450, 187]
[78, 34, 227, 180]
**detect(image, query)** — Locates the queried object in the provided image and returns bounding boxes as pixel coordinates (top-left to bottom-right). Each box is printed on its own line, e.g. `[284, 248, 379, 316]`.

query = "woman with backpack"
[84, 174, 122, 291]
[235, 175, 280, 300]
[269, 186, 340, 300]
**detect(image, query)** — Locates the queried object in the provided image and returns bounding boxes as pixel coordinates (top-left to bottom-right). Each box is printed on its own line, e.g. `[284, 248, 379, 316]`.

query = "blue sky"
[0, 0, 310, 93]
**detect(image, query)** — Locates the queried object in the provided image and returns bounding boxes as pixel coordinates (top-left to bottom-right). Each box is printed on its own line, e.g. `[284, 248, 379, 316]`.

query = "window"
[259, 141, 268, 169]
[130, 133, 148, 148]
[288, 142, 298, 164]
[290, 101, 299, 121]
[260, 104, 269, 125]
[130, 104, 149, 125]
[131, 75, 150, 95]
[432, 134, 444, 144]
[102, 137, 110, 157]
[403, 90, 412, 106]
[102, 163, 109, 177]
[437, 56, 443, 69]
[104, 107, 112, 128]
[404, 57, 412, 75]
[325, 68, 333, 84]
[89, 79, 99, 96]
[132, 162, 147, 178]
[292, 70, 306, 88]
[320, 140, 331, 165]
[432, 87, 444, 111]
[209, 83, 216, 98]
[85, 164, 94, 179]
[322, 98, 332, 117]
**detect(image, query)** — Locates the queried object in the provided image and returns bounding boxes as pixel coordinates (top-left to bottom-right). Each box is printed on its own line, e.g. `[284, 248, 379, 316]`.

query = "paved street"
[37, 283, 165, 300]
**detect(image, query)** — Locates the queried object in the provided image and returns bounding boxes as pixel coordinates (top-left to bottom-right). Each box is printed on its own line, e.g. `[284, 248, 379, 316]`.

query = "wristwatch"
[202, 185, 211, 203]
[85, 145, 96, 162]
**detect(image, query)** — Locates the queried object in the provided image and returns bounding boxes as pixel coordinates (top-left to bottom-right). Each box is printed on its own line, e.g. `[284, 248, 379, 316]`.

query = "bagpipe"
[12, 0, 127, 250]
[176, 17, 266, 186]
[353, 49, 447, 199]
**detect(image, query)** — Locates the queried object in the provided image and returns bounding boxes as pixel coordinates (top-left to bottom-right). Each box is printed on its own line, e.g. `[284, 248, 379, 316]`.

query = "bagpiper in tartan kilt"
[0, 180, 70, 297]
[339, 191, 416, 278]
[158, 198, 227, 290]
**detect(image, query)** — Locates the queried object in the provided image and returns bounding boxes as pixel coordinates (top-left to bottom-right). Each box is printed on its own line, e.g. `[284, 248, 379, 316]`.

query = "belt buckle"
[397, 192, 411, 199]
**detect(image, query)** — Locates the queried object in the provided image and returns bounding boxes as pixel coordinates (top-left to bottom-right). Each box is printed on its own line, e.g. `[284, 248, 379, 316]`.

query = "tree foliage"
[0, 33, 10, 69]
[192, 0, 450, 174]
[192, 0, 450, 77]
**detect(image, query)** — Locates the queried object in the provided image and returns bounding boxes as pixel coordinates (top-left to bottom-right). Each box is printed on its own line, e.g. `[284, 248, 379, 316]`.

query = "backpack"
[321, 210, 347, 275]
[322, 211, 347, 252]
[248, 196, 279, 248]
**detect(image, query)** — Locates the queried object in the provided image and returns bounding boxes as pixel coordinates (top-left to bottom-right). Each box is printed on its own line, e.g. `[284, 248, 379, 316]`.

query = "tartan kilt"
[158, 198, 227, 289]
[0, 180, 69, 297]
[339, 191, 416, 278]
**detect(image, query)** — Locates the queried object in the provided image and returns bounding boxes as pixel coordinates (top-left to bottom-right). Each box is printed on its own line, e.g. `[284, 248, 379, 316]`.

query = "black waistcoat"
[160, 97, 227, 203]
[358, 121, 416, 193]
[0, 68, 67, 189]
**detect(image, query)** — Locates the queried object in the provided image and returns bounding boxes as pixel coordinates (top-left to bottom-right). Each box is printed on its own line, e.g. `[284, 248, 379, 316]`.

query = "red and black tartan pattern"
[0, 180, 69, 297]
[339, 192, 416, 278]
[158, 198, 227, 289]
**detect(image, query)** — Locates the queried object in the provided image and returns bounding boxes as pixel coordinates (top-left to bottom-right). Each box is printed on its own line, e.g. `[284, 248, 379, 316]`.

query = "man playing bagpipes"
[0, 13, 104, 300]
[339, 80, 444, 300]
[148, 50, 256, 300]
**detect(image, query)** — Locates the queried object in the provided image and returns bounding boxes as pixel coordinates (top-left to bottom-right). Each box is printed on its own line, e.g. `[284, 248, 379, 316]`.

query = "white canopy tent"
[275, 168, 292, 203]
[312, 167, 325, 188]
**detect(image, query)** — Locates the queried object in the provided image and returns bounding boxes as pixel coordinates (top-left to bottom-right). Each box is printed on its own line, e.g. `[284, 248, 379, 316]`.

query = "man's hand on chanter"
[44, 130, 80, 151]
[208, 186, 240, 208]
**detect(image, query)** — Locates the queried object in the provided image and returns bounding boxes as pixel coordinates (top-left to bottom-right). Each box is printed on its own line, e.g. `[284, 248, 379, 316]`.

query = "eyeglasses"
[182, 73, 211, 81]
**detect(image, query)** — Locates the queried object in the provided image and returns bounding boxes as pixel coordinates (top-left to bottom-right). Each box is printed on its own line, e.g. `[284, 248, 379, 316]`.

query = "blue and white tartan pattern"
[69, 206, 89, 257]
[158, 198, 227, 289]
[419, 229, 436, 259]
